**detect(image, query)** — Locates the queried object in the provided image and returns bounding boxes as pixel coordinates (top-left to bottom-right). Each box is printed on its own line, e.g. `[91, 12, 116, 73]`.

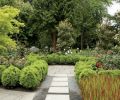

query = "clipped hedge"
[41, 53, 94, 65]
[19, 67, 40, 89]
[1, 65, 21, 87]
[32, 60, 48, 80]
[19, 60, 48, 89]
[0, 65, 6, 83]
[26, 53, 41, 65]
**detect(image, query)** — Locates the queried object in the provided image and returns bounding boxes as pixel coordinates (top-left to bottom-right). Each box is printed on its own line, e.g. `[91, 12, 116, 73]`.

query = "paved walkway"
[0, 87, 36, 100]
[33, 65, 81, 100]
[0, 65, 81, 100]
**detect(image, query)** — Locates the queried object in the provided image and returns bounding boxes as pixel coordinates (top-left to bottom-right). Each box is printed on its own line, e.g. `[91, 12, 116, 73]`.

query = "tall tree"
[30, 0, 75, 51]
[73, 0, 112, 49]
[56, 19, 76, 51]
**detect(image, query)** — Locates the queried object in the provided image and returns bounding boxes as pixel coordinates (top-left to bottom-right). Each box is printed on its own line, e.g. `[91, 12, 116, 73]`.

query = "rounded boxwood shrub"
[1, 65, 21, 87]
[79, 69, 96, 79]
[36, 60, 48, 79]
[19, 67, 40, 89]
[26, 53, 41, 65]
[0, 65, 6, 83]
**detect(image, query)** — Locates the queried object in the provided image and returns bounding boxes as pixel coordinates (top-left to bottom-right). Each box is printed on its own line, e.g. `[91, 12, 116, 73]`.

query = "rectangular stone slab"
[45, 94, 70, 100]
[53, 77, 68, 82]
[51, 82, 68, 87]
[53, 74, 68, 77]
[48, 87, 69, 93]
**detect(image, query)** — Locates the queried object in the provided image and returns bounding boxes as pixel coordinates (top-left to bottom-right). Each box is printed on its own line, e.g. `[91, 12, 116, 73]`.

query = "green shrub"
[47, 54, 55, 64]
[59, 55, 66, 64]
[41, 53, 95, 65]
[72, 55, 80, 64]
[31, 64, 42, 81]
[0, 65, 6, 83]
[97, 54, 120, 69]
[32, 60, 48, 80]
[53, 54, 60, 64]
[39, 60, 48, 79]
[26, 53, 41, 65]
[1, 65, 21, 87]
[65, 55, 73, 64]
[75, 61, 93, 80]
[79, 56, 89, 61]
[0, 45, 7, 55]
[19, 67, 40, 89]
[98, 70, 120, 76]
[79, 69, 96, 79]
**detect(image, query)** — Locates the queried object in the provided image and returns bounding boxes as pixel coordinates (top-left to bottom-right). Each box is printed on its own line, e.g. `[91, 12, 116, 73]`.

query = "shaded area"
[69, 77, 82, 100]
[33, 76, 53, 100]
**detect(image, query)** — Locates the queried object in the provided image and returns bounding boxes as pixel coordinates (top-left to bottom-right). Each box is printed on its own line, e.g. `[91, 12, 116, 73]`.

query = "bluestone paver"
[45, 94, 70, 100]
[51, 81, 68, 87]
[48, 87, 69, 93]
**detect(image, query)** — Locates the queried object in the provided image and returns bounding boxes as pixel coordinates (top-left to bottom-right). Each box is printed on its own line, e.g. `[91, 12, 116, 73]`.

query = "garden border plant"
[75, 57, 120, 99]
[0, 53, 48, 89]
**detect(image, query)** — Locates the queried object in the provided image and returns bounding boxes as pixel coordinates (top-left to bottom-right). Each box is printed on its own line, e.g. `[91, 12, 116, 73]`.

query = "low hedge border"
[40, 53, 95, 65]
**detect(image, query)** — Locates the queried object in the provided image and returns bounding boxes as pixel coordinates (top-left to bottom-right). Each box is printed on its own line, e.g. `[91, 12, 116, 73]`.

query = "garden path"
[33, 65, 82, 100]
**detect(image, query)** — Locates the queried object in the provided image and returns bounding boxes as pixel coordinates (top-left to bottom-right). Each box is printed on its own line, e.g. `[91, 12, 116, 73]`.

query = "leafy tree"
[113, 11, 120, 45]
[0, 6, 24, 55]
[56, 19, 76, 51]
[96, 23, 115, 49]
[0, 0, 24, 7]
[96, 10, 120, 49]
[29, 0, 75, 51]
[0, 6, 24, 35]
[73, 0, 112, 49]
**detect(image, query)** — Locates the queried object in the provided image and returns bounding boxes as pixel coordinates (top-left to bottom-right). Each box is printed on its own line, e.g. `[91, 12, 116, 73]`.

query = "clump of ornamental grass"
[79, 75, 120, 100]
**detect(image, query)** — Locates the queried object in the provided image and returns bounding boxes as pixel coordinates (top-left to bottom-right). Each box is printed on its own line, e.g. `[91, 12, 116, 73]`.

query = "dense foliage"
[75, 55, 120, 99]
[97, 54, 120, 69]
[0, 54, 48, 89]
[1, 65, 21, 87]
[40, 53, 95, 65]
[0, 65, 6, 83]
[0, 0, 116, 52]
[0, 6, 24, 56]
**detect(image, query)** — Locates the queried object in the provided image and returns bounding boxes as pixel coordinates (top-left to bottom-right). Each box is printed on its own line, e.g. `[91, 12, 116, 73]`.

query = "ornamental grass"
[80, 75, 120, 100]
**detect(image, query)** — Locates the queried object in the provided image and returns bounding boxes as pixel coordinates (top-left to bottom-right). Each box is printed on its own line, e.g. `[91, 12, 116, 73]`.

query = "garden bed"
[75, 55, 120, 99]
[0, 54, 48, 89]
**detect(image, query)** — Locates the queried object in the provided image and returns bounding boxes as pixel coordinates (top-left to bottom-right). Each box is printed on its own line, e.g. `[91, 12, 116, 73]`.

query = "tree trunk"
[81, 32, 83, 50]
[52, 32, 57, 52]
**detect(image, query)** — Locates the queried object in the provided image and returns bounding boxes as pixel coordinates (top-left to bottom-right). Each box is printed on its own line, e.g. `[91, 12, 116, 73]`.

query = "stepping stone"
[53, 77, 68, 82]
[45, 94, 70, 100]
[54, 74, 67, 77]
[51, 82, 68, 87]
[48, 87, 69, 93]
